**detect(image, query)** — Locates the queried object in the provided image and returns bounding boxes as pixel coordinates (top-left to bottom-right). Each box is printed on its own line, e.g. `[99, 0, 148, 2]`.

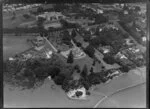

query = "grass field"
[3, 35, 34, 60]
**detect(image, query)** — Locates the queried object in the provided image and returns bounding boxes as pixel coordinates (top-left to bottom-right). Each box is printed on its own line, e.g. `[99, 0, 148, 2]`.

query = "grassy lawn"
[4, 79, 104, 108]
[3, 14, 36, 28]
[3, 35, 34, 60]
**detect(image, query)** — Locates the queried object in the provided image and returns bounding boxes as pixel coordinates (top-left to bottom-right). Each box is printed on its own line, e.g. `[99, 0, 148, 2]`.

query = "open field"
[97, 83, 146, 108]
[4, 79, 104, 108]
[3, 35, 33, 60]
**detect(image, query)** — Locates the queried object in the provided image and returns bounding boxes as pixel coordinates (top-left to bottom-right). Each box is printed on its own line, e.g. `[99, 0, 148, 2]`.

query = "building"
[36, 12, 66, 22]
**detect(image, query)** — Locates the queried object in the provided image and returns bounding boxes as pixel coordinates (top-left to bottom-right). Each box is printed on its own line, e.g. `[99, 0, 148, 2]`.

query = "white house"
[36, 12, 66, 22]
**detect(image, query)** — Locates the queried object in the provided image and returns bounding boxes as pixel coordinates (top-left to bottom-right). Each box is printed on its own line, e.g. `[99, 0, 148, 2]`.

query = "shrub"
[84, 45, 95, 58]
[103, 55, 116, 65]
[53, 73, 66, 85]
[119, 66, 130, 73]
[76, 42, 82, 47]
[23, 14, 30, 19]
[75, 91, 83, 97]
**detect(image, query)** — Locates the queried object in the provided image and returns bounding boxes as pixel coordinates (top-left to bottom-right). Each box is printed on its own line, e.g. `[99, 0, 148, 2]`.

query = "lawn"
[3, 14, 36, 29]
[4, 78, 104, 108]
[3, 35, 34, 60]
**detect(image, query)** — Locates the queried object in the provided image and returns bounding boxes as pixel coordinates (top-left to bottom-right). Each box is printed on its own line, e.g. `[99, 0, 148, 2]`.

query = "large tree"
[84, 45, 95, 58]
[94, 14, 108, 24]
[67, 50, 74, 64]
[71, 29, 77, 38]
[3, 55, 73, 90]
[103, 55, 116, 65]
[81, 64, 88, 78]
[37, 6, 44, 13]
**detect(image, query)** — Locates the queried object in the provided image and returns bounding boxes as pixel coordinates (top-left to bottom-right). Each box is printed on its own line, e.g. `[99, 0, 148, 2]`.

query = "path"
[93, 82, 146, 108]
[44, 37, 58, 52]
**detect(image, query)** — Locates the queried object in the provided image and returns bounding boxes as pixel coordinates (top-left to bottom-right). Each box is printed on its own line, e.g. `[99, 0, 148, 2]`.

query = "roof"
[37, 12, 65, 18]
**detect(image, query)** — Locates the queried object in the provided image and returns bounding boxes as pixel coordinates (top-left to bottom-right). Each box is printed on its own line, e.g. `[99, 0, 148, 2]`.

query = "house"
[98, 46, 112, 54]
[124, 10, 128, 15]
[44, 22, 62, 30]
[124, 38, 134, 46]
[142, 36, 146, 42]
[36, 12, 66, 22]
[95, 9, 104, 14]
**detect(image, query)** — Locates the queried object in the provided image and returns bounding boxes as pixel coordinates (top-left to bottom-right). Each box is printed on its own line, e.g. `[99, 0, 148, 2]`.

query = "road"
[96, 83, 146, 108]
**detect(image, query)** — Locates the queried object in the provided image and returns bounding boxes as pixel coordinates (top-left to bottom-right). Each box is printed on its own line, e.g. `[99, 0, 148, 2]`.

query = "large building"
[36, 12, 66, 22]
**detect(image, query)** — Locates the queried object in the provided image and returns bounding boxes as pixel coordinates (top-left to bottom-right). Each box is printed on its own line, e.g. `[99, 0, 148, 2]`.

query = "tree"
[62, 77, 73, 92]
[53, 73, 66, 85]
[71, 29, 77, 38]
[75, 91, 83, 97]
[76, 42, 82, 47]
[3, 55, 73, 90]
[103, 55, 116, 65]
[84, 45, 95, 58]
[23, 14, 30, 19]
[90, 38, 101, 48]
[123, 33, 129, 38]
[119, 66, 130, 73]
[81, 64, 88, 78]
[37, 6, 44, 13]
[94, 14, 107, 24]
[74, 65, 80, 73]
[135, 6, 141, 12]
[61, 30, 72, 45]
[49, 67, 61, 79]
[53, 4, 69, 12]
[90, 67, 94, 73]
[92, 60, 96, 66]
[67, 50, 74, 64]
[88, 73, 101, 85]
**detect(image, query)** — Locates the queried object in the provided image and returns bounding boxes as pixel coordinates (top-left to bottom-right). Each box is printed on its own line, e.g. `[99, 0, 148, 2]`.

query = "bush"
[23, 14, 30, 19]
[103, 55, 116, 65]
[37, 7, 44, 13]
[4, 55, 72, 90]
[76, 42, 82, 47]
[76, 91, 83, 97]
[53, 73, 66, 85]
[88, 74, 101, 85]
[86, 91, 91, 95]
[80, 78, 91, 90]
[119, 66, 130, 73]
[84, 45, 95, 58]
[74, 65, 80, 73]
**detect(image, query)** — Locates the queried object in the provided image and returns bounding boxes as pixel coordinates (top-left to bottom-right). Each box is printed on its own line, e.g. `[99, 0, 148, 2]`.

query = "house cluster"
[114, 45, 145, 67]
